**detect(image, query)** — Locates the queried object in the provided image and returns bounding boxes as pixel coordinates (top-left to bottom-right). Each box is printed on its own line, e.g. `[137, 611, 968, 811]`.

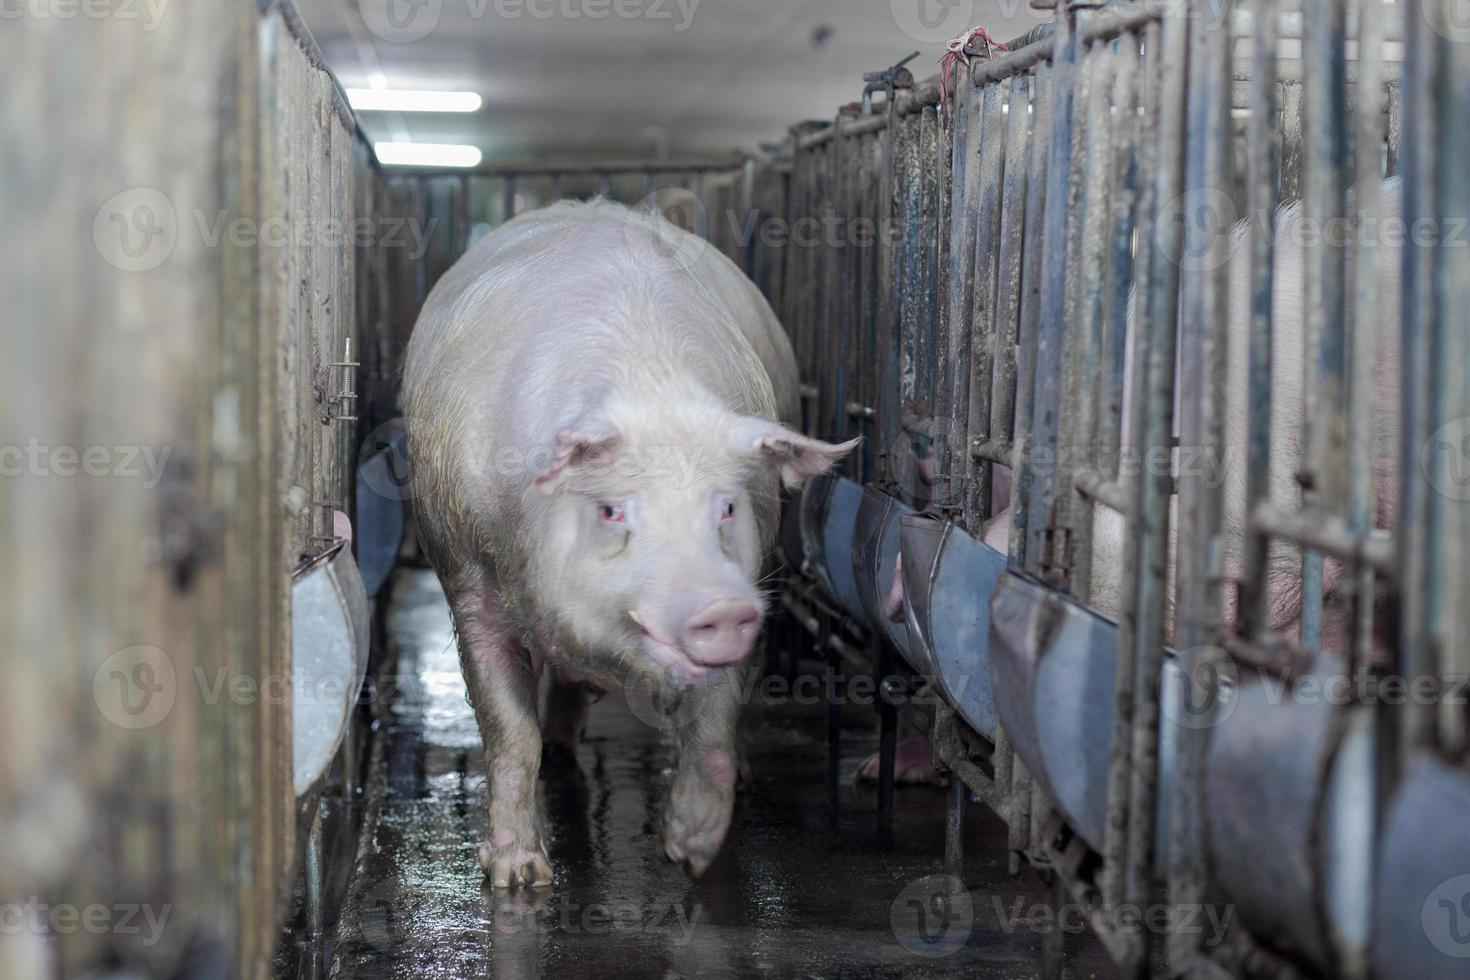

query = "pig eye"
[719, 499, 736, 523]
[599, 503, 626, 524]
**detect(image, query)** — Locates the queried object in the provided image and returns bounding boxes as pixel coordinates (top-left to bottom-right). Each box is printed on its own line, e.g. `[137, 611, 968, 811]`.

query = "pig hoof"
[478, 841, 554, 889]
[854, 736, 946, 787]
[660, 802, 732, 879]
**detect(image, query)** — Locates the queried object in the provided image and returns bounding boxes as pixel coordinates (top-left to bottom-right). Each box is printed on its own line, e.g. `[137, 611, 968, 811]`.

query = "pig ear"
[734, 418, 859, 490]
[535, 417, 623, 493]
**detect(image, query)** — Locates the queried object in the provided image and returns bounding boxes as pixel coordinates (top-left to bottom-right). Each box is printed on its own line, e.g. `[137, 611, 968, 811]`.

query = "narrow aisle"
[327, 570, 1115, 979]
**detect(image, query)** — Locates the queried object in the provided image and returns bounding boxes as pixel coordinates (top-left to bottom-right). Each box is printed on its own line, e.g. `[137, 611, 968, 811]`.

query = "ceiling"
[293, 0, 1045, 163]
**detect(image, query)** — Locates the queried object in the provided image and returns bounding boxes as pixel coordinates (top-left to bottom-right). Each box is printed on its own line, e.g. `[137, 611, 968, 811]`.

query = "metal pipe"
[969, 4, 1163, 88]
[1241, 0, 1281, 653]
[1009, 62, 1055, 567]
[1346, 0, 1388, 678]
[1064, 40, 1119, 601]
[988, 73, 1036, 498]
[943, 69, 980, 514]
[1027, 5, 1080, 579]
[1169, 0, 1233, 970]
[1396, 0, 1439, 756]
[1297, 0, 1351, 654]
[1125, 6, 1190, 963]
[964, 82, 1009, 526]
[466, 156, 749, 176]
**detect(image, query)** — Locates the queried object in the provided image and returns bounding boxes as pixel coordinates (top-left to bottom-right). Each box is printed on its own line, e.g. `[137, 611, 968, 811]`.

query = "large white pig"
[403, 200, 855, 885]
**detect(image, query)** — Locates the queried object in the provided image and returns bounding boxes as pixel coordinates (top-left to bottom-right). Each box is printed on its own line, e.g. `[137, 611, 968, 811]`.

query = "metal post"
[1169, 0, 1232, 972]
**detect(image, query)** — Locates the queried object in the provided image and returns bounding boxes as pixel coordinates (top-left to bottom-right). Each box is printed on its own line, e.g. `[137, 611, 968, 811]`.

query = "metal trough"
[989, 572, 1180, 857]
[796, 474, 836, 598]
[1373, 755, 1470, 979]
[850, 486, 918, 664]
[354, 427, 408, 599]
[819, 477, 867, 621]
[1206, 671, 1374, 973]
[291, 543, 371, 798]
[898, 515, 1007, 739]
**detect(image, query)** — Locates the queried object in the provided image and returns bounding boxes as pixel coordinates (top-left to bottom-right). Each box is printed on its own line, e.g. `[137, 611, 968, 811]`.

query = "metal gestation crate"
[330, 3, 1467, 975]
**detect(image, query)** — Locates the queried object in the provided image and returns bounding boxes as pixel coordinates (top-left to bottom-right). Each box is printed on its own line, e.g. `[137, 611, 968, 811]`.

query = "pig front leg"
[660, 670, 746, 877]
[445, 578, 553, 888]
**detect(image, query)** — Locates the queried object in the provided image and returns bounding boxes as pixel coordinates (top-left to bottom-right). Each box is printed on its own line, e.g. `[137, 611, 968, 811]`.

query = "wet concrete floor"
[322, 569, 1116, 979]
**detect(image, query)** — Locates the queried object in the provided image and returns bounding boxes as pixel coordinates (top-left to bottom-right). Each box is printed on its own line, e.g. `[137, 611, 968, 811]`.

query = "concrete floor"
[318, 569, 1116, 979]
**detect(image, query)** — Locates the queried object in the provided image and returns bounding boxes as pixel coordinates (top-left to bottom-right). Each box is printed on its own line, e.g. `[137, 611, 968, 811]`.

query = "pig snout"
[884, 555, 907, 624]
[635, 593, 762, 670]
[682, 598, 761, 666]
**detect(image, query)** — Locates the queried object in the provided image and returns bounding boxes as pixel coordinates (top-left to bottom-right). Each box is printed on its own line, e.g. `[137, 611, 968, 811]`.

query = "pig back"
[402, 200, 801, 568]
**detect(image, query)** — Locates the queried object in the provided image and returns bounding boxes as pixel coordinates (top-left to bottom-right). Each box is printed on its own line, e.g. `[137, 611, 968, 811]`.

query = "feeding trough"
[899, 515, 1008, 739]
[291, 542, 371, 799]
[989, 572, 1181, 858]
[851, 486, 916, 661]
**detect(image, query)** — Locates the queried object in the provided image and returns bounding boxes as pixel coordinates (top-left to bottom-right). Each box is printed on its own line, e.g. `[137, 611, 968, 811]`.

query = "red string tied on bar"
[939, 26, 1009, 126]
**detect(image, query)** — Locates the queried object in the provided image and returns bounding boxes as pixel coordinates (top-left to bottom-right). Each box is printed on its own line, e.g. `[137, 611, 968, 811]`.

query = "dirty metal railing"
[394, 7, 1463, 968]
[382, 157, 753, 307]
[753, 1, 1470, 978]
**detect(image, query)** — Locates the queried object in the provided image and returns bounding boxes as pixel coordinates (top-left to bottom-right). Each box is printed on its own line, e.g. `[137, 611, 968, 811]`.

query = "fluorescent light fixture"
[347, 89, 483, 113]
[374, 142, 484, 168]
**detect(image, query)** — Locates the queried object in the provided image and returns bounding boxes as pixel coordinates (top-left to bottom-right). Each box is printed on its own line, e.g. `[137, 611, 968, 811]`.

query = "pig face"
[526, 400, 856, 687]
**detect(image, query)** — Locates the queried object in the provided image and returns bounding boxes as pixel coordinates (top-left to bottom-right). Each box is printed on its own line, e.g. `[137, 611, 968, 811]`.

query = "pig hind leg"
[445, 573, 553, 888]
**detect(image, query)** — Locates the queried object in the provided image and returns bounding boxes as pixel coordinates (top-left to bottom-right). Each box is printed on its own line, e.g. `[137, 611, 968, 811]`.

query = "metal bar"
[1279, 80, 1306, 201]
[877, 94, 906, 479]
[462, 156, 749, 176]
[897, 112, 924, 499]
[860, 133, 885, 482]
[876, 636, 897, 836]
[917, 106, 941, 446]
[837, 126, 860, 448]
[821, 130, 842, 443]
[1010, 62, 1055, 567]
[1099, 35, 1142, 484]
[988, 74, 1035, 508]
[502, 175, 517, 223]
[1346, 0, 1387, 678]
[1027, 5, 1080, 579]
[795, 113, 889, 150]
[1241, 0, 1281, 652]
[1429, 0, 1470, 754]
[1125, 9, 1190, 970]
[965, 82, 1008, 527]
[1397, 0, 1439, 758]
[969, 3, 1163, 88]
[945, 766, 966, 877]
[934, 91, 955, 477]
[1075, 468, 1132, 516]
[1064, 39, 1118, 601]
[1169, 0, 1233, 971]
[942, 68, 980, 515]
[1298, 0, 1351, 653]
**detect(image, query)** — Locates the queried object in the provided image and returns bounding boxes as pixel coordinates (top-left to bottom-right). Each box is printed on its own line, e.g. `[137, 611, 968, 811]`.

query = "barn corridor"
[282, 570, 1111, 979]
